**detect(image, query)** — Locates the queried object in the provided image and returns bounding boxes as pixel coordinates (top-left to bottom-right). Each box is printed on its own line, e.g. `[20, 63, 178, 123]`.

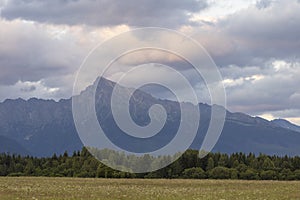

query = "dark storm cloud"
[1, 0, 208, 27]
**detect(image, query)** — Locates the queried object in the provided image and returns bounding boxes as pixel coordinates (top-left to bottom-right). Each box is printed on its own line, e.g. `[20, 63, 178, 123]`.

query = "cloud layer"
[0, 0, 300, 123]
[1, 0, 208, 27]
[193, 0, 300, 67]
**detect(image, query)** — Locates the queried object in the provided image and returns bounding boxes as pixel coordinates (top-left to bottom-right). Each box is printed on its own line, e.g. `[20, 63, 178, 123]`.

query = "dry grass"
[0, 177, 299, 200]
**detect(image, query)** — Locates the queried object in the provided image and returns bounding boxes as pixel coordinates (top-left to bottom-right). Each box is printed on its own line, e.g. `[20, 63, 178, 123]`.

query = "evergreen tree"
[206, 157, 214, 171]
[218, 154, 228, 167]
[262, 157, 275, 170]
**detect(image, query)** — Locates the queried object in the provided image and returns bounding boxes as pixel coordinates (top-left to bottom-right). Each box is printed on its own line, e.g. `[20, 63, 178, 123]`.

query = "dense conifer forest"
[1, 147, 300, 180]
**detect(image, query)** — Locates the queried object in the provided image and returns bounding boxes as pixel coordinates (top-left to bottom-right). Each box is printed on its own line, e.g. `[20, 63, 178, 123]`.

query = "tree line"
[1, 147, 300, 180]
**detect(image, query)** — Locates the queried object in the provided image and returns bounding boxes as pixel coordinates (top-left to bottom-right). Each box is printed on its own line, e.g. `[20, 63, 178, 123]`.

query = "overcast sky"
[0, 0, 300, 125]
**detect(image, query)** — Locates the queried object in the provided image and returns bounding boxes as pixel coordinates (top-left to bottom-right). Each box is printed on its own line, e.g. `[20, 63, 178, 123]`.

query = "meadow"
[0, 177, 299, 200]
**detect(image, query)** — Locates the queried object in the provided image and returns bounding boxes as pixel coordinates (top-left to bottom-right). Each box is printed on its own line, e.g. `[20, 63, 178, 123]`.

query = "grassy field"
[0, 177, 299, 200]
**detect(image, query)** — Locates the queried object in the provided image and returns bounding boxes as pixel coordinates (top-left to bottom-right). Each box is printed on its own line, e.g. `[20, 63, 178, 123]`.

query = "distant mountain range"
[0, 77, 300, 157]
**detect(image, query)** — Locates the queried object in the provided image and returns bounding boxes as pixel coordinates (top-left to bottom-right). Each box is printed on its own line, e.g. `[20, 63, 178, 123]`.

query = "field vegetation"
[0, 177, 300, 200]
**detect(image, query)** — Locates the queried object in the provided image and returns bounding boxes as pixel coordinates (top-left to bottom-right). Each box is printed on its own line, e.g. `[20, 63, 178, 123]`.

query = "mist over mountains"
[0, 77, 300, 157]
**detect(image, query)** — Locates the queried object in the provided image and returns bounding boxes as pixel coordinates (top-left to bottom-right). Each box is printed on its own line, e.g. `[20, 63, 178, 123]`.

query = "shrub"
[260, 170, 277, 180]
[240, 169, 259, 180]
[294, 170, 300, 180]
[182, 167, 206, 179]
[208, 167, 231, 179]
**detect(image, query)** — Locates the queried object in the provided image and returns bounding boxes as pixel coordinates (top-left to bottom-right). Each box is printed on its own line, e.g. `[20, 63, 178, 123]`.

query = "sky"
[0, 0, 300, 125]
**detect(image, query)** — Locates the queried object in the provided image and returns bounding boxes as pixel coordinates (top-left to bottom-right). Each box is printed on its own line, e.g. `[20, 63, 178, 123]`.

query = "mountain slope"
[0, 135, 30, 155]
[271, 119, 300, 133]
[0, 98, 82, 156]
[0, 77, 300, 156]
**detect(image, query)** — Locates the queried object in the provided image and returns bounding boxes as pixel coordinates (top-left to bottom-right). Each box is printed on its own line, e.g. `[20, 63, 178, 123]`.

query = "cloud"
[259, 109, 300, 126]
[256, 0, 272, 9]
[0, 19, 85, 85]
[0, 18, 131, 100]
[177, 0, 300, 122]
[20, 85, 36, 92]
[1, 0, 300, 125]
[191, 0, 300, 67]
[1, 0, 208, 27]
[0, 18, 131, 86]
[0, 80, 60, 101]
[222, 60, 300, 117]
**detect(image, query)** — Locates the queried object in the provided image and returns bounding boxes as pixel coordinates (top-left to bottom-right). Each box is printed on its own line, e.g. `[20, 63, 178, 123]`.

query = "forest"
[1, 147, 300, 180]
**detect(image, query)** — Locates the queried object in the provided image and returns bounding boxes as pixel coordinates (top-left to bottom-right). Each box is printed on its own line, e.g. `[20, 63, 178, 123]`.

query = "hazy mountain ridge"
[0, 77, 300, 156]
[271, 119, 300, 133]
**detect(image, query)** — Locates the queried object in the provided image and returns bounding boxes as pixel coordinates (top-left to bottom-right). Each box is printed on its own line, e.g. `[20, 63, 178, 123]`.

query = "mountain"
[0, 135, 30, 155]
[1, 77, 300, 156]
[0, 98, 82, 157]
[271, 119, 300, 133]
